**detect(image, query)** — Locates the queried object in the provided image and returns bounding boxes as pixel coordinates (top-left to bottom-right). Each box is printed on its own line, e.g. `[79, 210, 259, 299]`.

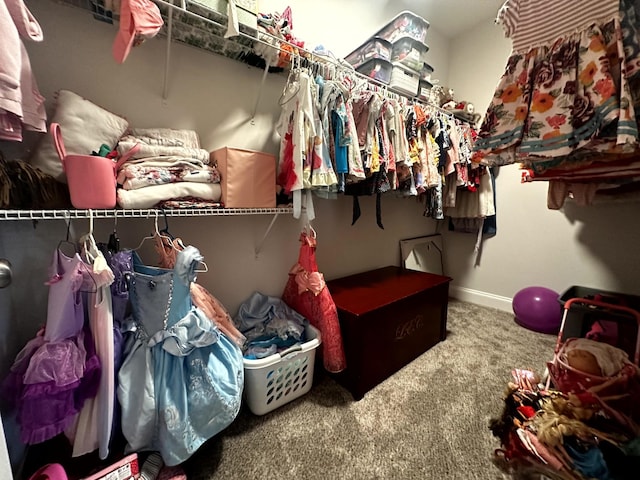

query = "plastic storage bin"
[344, 37, 392, 70]
[390, 37, 428, 73]
[389, 62, 420, 96]
[557, 285, 640, 359]
[243, 323, 321, 415]
[374, 10, 430, 45]
[420, 62, 434, 82]
[356, 58, 393, 84]
[418, 79, 433, 101]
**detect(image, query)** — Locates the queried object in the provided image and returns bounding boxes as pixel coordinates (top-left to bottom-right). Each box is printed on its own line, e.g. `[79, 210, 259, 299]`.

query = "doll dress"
[473, 0, 640, 172]
[117, 245, 243, 466]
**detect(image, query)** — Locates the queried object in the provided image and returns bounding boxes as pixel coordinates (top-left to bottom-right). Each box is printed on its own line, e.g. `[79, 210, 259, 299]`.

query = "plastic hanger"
[81, 209, 99, 264]
[57, 213, 78, 256]
[107, 210, 120, 253]
[133, 212, 173, 251]
[77, 210, 99, 293]
[159, 209, 175, 240]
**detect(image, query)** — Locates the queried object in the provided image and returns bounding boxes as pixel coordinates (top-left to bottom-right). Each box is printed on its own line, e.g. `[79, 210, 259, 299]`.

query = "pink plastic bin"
[51, 123, 136, 209]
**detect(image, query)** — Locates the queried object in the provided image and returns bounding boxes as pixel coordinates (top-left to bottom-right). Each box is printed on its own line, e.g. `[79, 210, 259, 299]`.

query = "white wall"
[445, 19, 640, 309]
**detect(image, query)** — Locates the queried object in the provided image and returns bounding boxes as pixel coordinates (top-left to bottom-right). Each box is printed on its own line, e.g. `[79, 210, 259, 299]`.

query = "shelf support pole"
[162, 3, 174, 101]
[254, 213, 280, 257]
[250, 62, 270, 125]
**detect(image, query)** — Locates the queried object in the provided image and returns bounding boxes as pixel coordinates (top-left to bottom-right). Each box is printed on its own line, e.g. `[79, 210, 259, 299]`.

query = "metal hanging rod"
[0, 208, 293, 220]
[150, 1, 462, 120]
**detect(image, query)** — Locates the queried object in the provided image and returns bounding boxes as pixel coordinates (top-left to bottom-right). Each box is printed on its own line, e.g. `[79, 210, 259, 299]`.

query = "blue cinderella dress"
[117, 245, 243, 466]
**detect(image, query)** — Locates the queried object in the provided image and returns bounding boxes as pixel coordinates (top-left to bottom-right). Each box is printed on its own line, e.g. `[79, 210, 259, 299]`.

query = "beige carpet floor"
[181, 299, 558, 479]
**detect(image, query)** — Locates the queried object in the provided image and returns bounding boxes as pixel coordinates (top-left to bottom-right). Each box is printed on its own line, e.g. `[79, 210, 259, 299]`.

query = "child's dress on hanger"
[153, 235, 246, 347]
[3, 249, 100, 444]
[117, 245, 243, 466]
[473, 0, 639, 170]
[65, 236, 116, 459]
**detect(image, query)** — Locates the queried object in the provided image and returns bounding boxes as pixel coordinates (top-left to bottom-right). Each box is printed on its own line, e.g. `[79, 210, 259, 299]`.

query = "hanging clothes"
[282, 231, 347, 373]
[0, 0, 46, 140]
[153, 234, 246, 348]
[64, 234, 115, 459]
[276, 68, 316, 217]
[117, 245, 243, 466]
[2, 248, 100, 445]
[473, 0, 639, 171]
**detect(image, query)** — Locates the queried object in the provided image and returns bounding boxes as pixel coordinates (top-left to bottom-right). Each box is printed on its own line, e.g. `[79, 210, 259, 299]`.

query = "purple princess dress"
[3, 248, 101, 444]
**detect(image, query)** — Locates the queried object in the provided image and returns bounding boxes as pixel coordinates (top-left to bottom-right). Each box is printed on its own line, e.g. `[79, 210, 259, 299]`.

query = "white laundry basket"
[243, 324, 321, 415]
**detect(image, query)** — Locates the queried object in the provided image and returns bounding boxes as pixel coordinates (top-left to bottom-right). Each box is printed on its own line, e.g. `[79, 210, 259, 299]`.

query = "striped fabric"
[498, 0, 620, 51]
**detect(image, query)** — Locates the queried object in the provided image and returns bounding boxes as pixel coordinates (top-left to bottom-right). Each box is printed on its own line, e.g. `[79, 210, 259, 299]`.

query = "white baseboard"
[449, 286, 513, 312]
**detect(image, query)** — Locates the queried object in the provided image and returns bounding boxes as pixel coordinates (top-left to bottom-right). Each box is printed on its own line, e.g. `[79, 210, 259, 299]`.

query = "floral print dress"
[473, 0, 640, 173]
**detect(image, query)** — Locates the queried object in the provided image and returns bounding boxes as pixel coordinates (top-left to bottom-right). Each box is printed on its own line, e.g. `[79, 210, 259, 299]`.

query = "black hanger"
[159, 209, 174, 240]
[107, 211, 120, 253]
[57, 216, 78, 256]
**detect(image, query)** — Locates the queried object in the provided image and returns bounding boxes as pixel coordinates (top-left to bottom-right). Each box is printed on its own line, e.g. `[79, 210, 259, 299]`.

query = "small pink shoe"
[28, 464, 68, 480]
[157, 465, 187, 480]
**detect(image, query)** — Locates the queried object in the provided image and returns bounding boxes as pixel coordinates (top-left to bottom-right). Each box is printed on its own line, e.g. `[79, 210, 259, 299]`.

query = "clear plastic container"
[375, 10, 430, 45]
[420, 62, 434, 82]
[390, 37, 428, 73]
[389, 62, 420, 97]
[356, 58, 393, 84]
[344, 37, 392, 70]
[418, 80, 433, 101]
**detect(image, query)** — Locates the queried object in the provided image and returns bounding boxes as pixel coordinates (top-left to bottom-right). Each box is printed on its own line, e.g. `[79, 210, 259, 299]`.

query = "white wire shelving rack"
[0, 207, 292, 221]
[0, 207, 293, 255]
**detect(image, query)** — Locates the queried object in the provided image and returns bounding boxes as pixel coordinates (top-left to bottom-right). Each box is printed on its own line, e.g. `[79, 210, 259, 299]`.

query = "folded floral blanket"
[129, 128, 201, 149]
[117, 137, 210, 163]
[119, 163, 221, 190]
[117, 183, 221, 209]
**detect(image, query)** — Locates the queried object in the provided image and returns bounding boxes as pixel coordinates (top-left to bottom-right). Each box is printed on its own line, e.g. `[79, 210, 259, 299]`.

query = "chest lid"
[327, 266, 451, 316]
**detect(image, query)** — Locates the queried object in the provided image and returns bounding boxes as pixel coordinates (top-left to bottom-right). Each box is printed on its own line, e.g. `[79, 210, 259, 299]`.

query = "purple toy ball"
[512, 286, 562, 334]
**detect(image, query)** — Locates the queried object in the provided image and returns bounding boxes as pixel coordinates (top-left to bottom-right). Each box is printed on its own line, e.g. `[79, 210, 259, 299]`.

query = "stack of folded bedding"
[115, 128, 222, 209]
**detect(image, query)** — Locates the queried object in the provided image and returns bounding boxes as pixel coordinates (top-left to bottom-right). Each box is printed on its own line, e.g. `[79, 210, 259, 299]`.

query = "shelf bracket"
[162, 3, 174, 101]
[254, 213, 280, 257]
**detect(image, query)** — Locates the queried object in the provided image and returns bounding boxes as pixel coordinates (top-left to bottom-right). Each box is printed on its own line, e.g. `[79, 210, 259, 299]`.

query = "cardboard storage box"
[327, 266, 451, 400]
[210, 147, 276, 208]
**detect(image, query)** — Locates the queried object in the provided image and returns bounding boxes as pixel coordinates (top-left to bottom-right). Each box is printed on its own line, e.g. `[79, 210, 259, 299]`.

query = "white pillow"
[28, 90, 129, 183]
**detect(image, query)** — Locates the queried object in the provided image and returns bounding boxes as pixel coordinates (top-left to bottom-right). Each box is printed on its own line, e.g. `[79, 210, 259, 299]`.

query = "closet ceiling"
[401, 0, 505, 38]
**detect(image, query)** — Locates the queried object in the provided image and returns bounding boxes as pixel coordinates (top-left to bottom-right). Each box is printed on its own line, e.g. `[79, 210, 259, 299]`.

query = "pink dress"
[282, 232, 347, 373]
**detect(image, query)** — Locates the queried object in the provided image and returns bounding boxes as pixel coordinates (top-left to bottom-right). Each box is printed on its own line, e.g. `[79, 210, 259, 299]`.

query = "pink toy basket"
[51, 123, 138, 209]
[547, 297, 640, 431]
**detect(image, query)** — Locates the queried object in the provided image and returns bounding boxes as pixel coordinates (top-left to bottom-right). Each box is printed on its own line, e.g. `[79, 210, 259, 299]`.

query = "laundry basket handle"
[279, 344, 303, 359]
[555, 298, 640, 365]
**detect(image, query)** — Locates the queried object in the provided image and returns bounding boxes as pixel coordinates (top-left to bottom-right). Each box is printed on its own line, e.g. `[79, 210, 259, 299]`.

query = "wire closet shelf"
[0, 207, 293, 221]
[5, 0, 459, 221]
